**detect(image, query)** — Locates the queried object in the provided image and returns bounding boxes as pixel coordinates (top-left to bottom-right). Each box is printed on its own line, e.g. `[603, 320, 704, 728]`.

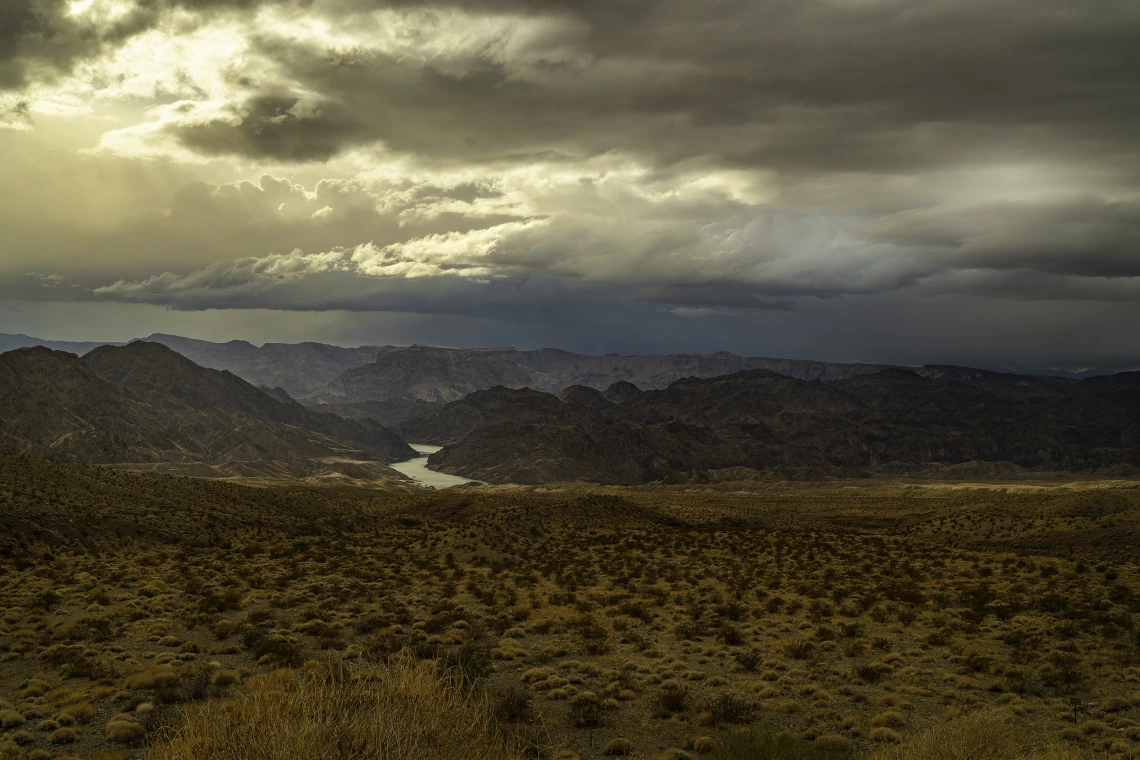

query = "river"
[389, 443, 484, 489]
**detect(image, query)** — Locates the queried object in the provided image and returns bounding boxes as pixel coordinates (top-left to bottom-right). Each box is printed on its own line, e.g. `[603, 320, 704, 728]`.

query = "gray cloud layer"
[1, 0, 1138, 365]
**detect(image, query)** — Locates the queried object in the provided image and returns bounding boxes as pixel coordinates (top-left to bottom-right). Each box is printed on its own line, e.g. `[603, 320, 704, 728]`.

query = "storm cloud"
[1, 0, 1138, 367]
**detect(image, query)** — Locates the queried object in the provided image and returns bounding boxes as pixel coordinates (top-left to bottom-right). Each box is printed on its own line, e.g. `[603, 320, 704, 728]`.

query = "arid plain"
[2, 456, 1138, 759]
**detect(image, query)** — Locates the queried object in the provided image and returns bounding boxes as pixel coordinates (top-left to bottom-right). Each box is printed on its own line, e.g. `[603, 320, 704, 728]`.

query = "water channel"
[389, 443, 484, 489]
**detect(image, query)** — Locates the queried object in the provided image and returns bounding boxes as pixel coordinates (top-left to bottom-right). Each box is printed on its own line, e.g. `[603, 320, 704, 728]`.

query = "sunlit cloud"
[1, 0, 1138, 365]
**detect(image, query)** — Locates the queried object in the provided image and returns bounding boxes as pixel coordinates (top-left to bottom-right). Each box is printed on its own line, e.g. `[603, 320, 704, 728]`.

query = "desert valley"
[1, 335, 1139, 760]
[3, 0, 1138, 756]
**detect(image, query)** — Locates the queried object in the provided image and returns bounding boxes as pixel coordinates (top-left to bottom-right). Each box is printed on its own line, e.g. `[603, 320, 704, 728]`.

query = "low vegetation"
[1, 455, 1139, 758]
[147, 658, 529, 760]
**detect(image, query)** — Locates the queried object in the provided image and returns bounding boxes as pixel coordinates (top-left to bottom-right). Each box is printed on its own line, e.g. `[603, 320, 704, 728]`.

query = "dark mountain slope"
[430, 417, 756, 485]
[397, 386, 569, 444]
[426, 367, 1140, 484]
[1048, 371, 1140, 446]
[0, 347, 179, 466]
[259, 386, 301, 406]
[0, 344, 413, 480]
[602, 381, 643, 404]
[914, 365, 1074, 402]
[85, 343, 413, 462]
[557, 385, 616, 415]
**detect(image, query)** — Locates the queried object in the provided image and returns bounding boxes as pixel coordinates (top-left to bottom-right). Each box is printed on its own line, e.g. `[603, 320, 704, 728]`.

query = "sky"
[1, 0, 1139, 368]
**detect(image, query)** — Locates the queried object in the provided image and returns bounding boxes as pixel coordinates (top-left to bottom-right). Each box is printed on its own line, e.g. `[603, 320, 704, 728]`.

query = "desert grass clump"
[871, 710, 906, 728]
[210, 670, 240, 687]
[0, 709, 26, 729]
[145, 657, 530, 760]
[868, 728, 901, 743]
[602, 737, 634, 756]
[127, 665, 179, 691]
[59, 702, 94, 723]
[105, 716, 146, 744]
[708, 725, 846, 759]
[702, 691, 758, 725]
[814, 735, 851, 753]
[49, 726, 79, 743]
[693, 736, 714, 752]
[867, 710, 1089, 760]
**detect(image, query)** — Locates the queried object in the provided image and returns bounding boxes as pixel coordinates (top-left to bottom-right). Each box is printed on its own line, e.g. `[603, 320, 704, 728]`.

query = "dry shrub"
[210, 670, 240, 687]
[871, 710, 906, 728]
[868, 728, 901, 744]
[128, 666, 179, 691]
[60, 702, 94, 723]
[106, 718, 145, 744]
[146, 657, 531, 760]
[868, 710, 1089, 760]
[602, 737, 634, 756]
[814, 735, 851, 752]
[49, 726, 79, 743]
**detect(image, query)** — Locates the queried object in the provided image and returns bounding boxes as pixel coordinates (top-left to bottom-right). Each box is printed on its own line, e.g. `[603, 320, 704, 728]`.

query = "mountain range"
[0, 342, 414, 481]
[0, 332, 127, 356]
[308, 344, 895, 406]
[2, 332, 1138, 487]
[132, 333, 380, 398]
[407, 367, 1140, 484]
[3, 332, 1132, 416]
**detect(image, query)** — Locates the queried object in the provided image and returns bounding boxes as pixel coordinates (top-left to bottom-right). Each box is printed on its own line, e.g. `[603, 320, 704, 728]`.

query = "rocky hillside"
[140, 333, 379, 398]
[312, 345, 535, 405]
[0, 343, 414, 480]
[397, 386, 576, 444]
[421, 367, 1140, 484]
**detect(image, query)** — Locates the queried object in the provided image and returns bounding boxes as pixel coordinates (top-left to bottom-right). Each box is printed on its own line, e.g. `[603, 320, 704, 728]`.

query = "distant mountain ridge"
[0, 332, 126, 356]
[3, 332, 1139, 487]
[136, 333, 380, 398]
[414, 366, 1140, 484]
[308, 344, 897, 407]
[3, 332, 1135, 424]
[0, 342, 414, 481]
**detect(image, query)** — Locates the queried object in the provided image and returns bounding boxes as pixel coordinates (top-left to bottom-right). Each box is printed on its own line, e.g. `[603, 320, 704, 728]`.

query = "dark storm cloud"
[4, 0, 1140, 368]
[136, 0, 1140, 170]
[10, 1, 1139, 167]
[171, 94, 367, 162]
[631, 284, 794, 313]
[0, 0, 302, 90]
[11, 0, 1139, 177]
[92, 262, 653, 327]
[0, 0, 150, 88]
[89, 248, 801, 316]
[863, 198, 1140, 279]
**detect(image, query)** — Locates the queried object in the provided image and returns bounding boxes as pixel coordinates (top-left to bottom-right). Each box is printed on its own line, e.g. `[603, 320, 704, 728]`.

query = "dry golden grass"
[867, 710, 1090, 760]
[3, 457, 1140, 759]
[145, 658, 530, 760]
